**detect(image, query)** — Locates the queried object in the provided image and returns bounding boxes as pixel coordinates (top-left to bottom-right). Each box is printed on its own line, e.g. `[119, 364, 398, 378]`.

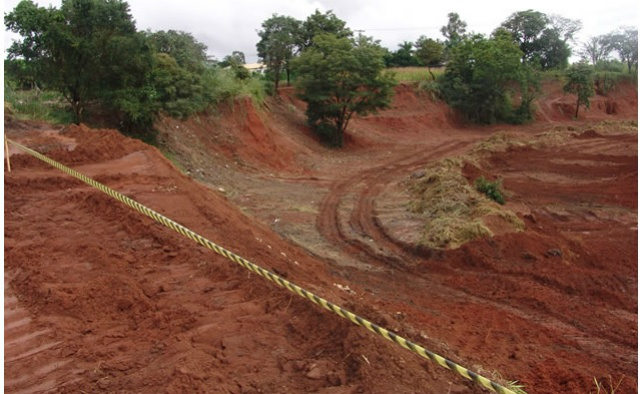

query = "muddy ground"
[4, 81, 638, 394]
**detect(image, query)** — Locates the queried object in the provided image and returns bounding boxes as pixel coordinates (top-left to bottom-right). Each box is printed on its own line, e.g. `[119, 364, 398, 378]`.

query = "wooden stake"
[5, 135, 11, 172]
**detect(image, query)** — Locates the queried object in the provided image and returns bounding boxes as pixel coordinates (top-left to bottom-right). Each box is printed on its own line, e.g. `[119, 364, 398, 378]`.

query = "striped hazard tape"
[7, 138, 524, 394]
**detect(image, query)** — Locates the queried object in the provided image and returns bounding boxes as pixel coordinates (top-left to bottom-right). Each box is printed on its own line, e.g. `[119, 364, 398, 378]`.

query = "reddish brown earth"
[4, 81, 638, 394]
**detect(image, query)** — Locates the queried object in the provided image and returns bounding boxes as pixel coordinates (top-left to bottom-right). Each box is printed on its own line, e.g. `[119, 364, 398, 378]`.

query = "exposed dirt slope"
[6, 123, 471, 394]
[4, 79, 638, 394]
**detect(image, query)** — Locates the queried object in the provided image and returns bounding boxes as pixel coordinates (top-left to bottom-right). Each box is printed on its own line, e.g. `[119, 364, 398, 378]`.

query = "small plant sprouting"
[475, 176, 506, 205]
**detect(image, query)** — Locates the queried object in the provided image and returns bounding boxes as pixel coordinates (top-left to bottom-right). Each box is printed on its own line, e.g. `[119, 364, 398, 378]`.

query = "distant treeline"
[4, 1, 638, 140]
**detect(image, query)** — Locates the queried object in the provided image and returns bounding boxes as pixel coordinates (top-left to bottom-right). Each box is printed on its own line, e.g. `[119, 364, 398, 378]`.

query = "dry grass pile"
[406, 158, 523, 249]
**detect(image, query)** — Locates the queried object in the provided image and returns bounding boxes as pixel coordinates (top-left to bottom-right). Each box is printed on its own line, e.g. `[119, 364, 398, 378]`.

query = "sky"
[3, 0, 639, 63]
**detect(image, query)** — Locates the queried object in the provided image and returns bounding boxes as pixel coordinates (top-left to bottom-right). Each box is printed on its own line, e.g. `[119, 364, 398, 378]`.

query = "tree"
[384, 41, 420, 67]
[580, 36, 613, 65]
[548, 14, 582, 43]
[563, 61, 594, 118]
[499, 10, 549, 63]
[256, 14, 301, 89]
[499, 10, 579, 70]
[439, 32, 540, 124]
[440, 12, 467, 47]
[145, 30, 209, 73]
[414, 36, 444, 79]
[298, 10, 351, 50]
[5, 0, 153, 125]
[293, 34, 396, 147]
[608, 27, 638, 74]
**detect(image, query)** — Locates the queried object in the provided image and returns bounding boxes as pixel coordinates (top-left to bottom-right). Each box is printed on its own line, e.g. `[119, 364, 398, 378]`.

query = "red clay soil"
[4, 80, 638, 394]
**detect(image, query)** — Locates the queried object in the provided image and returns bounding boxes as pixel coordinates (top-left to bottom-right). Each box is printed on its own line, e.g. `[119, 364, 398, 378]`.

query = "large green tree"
[5, 0, 153, 125]
[298, 10, 352, 50]
[440, 12, 467, 48]
[439, 31, 540, 124]
[145, 30, 212, 118]
[414, 36, 444, 79]
[563, 61, 594, 118]
[499, 10, 580, 70]
[293, 34, 396, 147]
[256, 14, 301, 89]
[145, 30, 209, 73]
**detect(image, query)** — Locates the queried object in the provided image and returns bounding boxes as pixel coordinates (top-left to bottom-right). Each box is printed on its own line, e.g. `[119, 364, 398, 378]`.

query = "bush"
[438, 34, 540, 125]
[475, 177, 505, 204]
[4, 77, 74, 124]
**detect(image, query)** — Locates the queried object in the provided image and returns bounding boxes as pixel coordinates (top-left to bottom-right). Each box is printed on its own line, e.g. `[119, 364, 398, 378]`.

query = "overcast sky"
[3, 0, 639, 63]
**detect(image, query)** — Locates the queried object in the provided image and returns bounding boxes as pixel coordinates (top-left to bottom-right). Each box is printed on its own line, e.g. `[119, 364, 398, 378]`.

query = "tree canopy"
[384, 41, 420, 67]
[256, 14, 300, 89]
[5, 0, 152, 125]
[498, 9, 580, 70]
[563, 61, 594, 118]
[439, 32, 540, 124]
[414, 36, 444, 78]
[298, 10, 352, 50]
[293, 34, 396, 147]
[440, 12, 467, 47]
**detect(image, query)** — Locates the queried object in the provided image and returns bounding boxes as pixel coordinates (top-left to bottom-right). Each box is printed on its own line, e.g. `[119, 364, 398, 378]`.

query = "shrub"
[475, 177, 505, 204]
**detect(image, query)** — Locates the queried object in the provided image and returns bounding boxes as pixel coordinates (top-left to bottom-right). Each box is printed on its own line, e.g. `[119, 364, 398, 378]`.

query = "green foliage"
[607, 27, 638, 74]
[145, 30, 210, 73]
[256, 14, 301, 89]
[498, 9, 579, 70]
[5, 0, 153, 127]
[4, 76, 75, 124]
[414, 36, 444, 79]
[206, 68, 267, 106]
[293, 34, 396, 147]
[563, 61, 595, 117]
[5, 0, 268, 136]
[438, 33, 540, 124]
[384, 41, 420, 67]
[475, 177, 505, 205]
[298, 10, 352, 50]
[440, 12, 467, 48]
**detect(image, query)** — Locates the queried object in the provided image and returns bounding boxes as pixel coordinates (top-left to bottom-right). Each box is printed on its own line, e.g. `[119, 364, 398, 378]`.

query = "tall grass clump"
[4, 77, 74, 124]
[206, 68, 267, 106]
[390, 67, 444, 82]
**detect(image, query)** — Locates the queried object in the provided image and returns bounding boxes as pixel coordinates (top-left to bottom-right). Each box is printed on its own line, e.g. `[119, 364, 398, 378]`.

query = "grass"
[406, 157, 523, 249]
[475, 177, 505, 205]
[4, 85, 75, 125]
[389, 66, 444, 82]
[591, 376, 624, 394]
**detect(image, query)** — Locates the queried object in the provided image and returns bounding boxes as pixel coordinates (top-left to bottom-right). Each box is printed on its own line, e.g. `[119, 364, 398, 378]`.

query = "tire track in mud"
[314, 135, 636, 380]
[317, 140, 468, 269]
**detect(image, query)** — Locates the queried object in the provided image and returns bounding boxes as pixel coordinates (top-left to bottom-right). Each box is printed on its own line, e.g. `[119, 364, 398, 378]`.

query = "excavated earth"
[4, 81, 638, 394]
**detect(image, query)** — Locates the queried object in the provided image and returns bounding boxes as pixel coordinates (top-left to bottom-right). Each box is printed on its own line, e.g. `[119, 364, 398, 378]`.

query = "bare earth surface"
[4, 81, 638, 394]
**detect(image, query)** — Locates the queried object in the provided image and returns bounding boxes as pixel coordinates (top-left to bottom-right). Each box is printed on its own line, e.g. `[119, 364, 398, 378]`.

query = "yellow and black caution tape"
[7, 139, 521, 394]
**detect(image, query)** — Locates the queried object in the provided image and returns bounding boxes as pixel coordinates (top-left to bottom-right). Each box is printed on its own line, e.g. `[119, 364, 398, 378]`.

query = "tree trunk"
[574, 97, 580, 118]
[428, 67, 435, 80]
[286, 68, 291, 86]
